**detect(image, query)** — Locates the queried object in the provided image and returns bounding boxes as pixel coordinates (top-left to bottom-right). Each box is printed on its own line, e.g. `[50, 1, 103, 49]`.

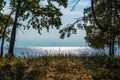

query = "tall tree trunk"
[109, 35, 112, 56]
[109, 36, 115, 57]
[0, 12, 13, 57]
[111, 36, 115, 56]
[108, 1, 114, 57]
[0, 27, 7, 57]
[8, 0, 21, 55]
[108, 0, 119, 57]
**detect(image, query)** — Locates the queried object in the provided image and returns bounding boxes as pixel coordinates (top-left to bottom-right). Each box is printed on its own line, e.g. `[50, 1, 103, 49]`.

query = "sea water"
[2, 47, 120, 57]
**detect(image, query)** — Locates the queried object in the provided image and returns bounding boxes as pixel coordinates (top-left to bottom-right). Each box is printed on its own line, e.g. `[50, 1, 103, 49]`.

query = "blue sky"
[2, 0, 90, 47]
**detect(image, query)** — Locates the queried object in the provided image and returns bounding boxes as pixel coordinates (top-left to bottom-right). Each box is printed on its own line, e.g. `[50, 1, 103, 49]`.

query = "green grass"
[0, 53, 120, 80]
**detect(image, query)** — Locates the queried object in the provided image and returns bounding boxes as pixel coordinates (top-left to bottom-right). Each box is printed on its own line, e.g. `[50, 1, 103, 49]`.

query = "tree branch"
[91, 0, 106, 31]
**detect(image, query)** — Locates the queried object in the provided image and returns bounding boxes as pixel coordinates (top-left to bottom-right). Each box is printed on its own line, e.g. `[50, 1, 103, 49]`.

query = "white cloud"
[41, 0, 48, 5]
[40, 0, 83, 16]
[78, 1, 90, 6]
[61, 7, 83, 16]
[2, 7, 11, 15]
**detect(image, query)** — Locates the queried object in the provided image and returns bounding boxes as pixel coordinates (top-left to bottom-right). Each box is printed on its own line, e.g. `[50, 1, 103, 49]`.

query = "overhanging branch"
[91, 0, 106, 32]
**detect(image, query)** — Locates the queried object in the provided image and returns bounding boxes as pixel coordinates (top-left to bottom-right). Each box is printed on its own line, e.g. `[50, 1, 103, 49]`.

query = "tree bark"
[109, 1, 115, 57]
[109, 36, 115, 57]
[111, 36, 115, 56]
[0, 26, 7, 57]
[0, 12, 13, 57]
[8, 0, 21, 55]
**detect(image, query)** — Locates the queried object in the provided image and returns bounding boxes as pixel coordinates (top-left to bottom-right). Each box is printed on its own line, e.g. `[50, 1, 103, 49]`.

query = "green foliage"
[84, 25, 109, 49]
[83, 0, 120, 52]
[0, 0, 6, 11]
[9, 0, 68, 33]
[0, 14, 13, 42]
[4, 0, 68, 54]
[60, 0, 120, 54]
[59, 24, 77, 39]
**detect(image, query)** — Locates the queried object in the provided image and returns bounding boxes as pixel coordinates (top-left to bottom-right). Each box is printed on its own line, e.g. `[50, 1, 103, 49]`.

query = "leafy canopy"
[9, 0, 68, 34]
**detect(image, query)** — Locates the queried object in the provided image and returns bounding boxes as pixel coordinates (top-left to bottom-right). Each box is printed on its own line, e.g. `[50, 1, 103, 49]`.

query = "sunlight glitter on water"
[3, 46, 120, 57]
[3, 47, 95, 57]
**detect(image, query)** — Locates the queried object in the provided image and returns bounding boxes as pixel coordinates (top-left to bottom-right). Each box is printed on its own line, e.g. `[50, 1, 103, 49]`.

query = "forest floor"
[0, 54, 120, 80]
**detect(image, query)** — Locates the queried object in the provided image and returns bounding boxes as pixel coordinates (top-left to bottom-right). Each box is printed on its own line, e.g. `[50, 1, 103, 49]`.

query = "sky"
[2, 0, 90, 47]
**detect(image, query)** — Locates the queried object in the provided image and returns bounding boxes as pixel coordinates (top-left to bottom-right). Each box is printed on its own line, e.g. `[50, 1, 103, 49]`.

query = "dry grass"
[0, 54, 120, 80]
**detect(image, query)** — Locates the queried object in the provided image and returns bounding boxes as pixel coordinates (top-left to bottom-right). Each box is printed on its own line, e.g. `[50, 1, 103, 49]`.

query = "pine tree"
[60, 0, 120, 56]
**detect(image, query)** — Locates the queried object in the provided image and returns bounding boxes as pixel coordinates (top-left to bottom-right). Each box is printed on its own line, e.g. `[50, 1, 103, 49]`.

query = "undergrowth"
[0, 53, 120, 80]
